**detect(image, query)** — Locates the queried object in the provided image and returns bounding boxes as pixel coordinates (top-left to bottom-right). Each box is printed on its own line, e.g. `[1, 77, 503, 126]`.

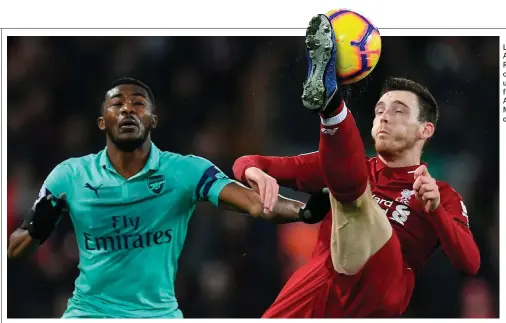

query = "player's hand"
[244, 167, 279, 214]
[413, 165, 440, 212]
[299, 188, 330, 224]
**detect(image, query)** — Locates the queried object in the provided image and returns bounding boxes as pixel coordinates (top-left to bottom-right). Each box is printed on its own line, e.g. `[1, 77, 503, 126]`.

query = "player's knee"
[330, 241, 368, 276]
[331, 186, 371, 214]
[331, 256, 365, 276]
[328, 178, 369, 204]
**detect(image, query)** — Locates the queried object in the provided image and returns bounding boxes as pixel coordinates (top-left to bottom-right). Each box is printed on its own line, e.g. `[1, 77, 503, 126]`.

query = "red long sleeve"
[232, 153, 326, 193]
[428, 183, 480, 275]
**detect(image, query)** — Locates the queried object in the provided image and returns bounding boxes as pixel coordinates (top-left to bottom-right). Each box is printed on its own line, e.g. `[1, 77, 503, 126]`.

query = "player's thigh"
[359, 232, 414, 317]
[326, 232, 414, 318]
[329, 185, 393, 275]
[264, 255, 333, 318]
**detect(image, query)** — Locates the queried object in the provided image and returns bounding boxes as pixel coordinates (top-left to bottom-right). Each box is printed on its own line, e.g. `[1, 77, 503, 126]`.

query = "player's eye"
[133, 101, 145, 106]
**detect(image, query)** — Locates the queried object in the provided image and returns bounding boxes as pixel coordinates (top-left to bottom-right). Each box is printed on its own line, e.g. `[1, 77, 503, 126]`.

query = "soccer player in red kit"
[233, 14, 480, 318]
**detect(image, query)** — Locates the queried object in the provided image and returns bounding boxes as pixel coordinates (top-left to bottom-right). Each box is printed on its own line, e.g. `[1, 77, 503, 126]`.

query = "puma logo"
[84, 183, 103, 198]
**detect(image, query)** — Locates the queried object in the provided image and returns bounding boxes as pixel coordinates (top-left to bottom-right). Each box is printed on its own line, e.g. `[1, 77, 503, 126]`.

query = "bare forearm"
[222, 193, 303, 223]
[8, 229, 40, 259]
[266, 195, 304, 223]
[218, 182, 304, 223]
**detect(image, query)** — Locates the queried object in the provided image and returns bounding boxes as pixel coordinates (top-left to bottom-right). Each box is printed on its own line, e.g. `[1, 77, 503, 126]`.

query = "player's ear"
[420, 122, 434, 140]
[150, 114, 158, 129]
[98, 116, 106, 131]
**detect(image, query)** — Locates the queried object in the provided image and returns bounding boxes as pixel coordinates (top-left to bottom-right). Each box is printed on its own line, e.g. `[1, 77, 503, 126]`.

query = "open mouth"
[119, 119, 139, 131]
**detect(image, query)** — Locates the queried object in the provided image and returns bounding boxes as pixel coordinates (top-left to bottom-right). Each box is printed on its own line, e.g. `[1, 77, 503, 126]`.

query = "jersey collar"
[99, 142, 161, 174]
[374, 155, 428, 174]
[145, 143, 161, 171]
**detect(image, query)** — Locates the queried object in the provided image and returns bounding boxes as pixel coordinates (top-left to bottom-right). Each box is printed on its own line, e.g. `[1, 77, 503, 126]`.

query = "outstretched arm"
[186, 155, 329, 224]
[233, 152, 326, 193]
[218, 182, 304, 223]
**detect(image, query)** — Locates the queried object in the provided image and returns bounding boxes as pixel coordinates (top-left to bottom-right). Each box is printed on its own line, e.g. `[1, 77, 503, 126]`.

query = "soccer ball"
[326, 9, 382, 85]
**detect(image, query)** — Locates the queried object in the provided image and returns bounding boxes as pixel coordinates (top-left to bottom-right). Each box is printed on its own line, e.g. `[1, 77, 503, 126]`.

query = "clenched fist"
[413, 165, 440, 212]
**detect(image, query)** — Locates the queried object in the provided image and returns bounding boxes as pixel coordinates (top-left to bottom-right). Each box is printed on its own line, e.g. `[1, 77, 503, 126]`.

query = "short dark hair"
[380, 77, 438, 126]
[105, 77, 156, 109]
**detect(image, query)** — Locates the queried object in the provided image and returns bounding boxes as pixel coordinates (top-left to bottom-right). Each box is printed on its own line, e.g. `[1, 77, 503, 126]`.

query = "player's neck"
[107, 139, 152, 179]
[378, 149, 421, 168]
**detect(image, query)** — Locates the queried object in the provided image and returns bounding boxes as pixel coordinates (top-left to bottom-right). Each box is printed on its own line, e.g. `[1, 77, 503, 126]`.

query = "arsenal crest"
[147, 174, 165, 195]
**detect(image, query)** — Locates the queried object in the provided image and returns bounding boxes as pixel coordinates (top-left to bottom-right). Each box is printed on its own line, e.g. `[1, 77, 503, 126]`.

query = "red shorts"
[262, 231, 415, 318]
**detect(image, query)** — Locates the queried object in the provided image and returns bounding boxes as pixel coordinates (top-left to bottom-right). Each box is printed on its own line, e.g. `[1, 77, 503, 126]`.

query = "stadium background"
[6, 36, 499, 318]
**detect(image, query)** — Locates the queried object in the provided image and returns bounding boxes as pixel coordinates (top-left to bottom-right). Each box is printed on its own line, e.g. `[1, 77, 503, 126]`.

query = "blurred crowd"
[6, 36, 499, 318]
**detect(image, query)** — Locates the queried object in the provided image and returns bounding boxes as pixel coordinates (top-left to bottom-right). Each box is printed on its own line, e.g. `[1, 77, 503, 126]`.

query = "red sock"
[318, 100, 368, 203]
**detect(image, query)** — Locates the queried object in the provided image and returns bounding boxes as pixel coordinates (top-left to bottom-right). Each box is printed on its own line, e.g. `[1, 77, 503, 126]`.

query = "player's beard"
[374, 132, 417, 157]
[108, 125, 152, 152]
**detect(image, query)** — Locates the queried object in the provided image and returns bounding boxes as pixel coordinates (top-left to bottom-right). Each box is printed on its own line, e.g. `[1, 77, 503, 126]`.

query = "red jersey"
[233, 152, 480, 275]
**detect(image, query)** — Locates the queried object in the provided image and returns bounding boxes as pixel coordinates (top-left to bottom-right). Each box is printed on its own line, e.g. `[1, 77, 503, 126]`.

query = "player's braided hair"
[103, 77, 156, 111]
[380, 77, 439, 126]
